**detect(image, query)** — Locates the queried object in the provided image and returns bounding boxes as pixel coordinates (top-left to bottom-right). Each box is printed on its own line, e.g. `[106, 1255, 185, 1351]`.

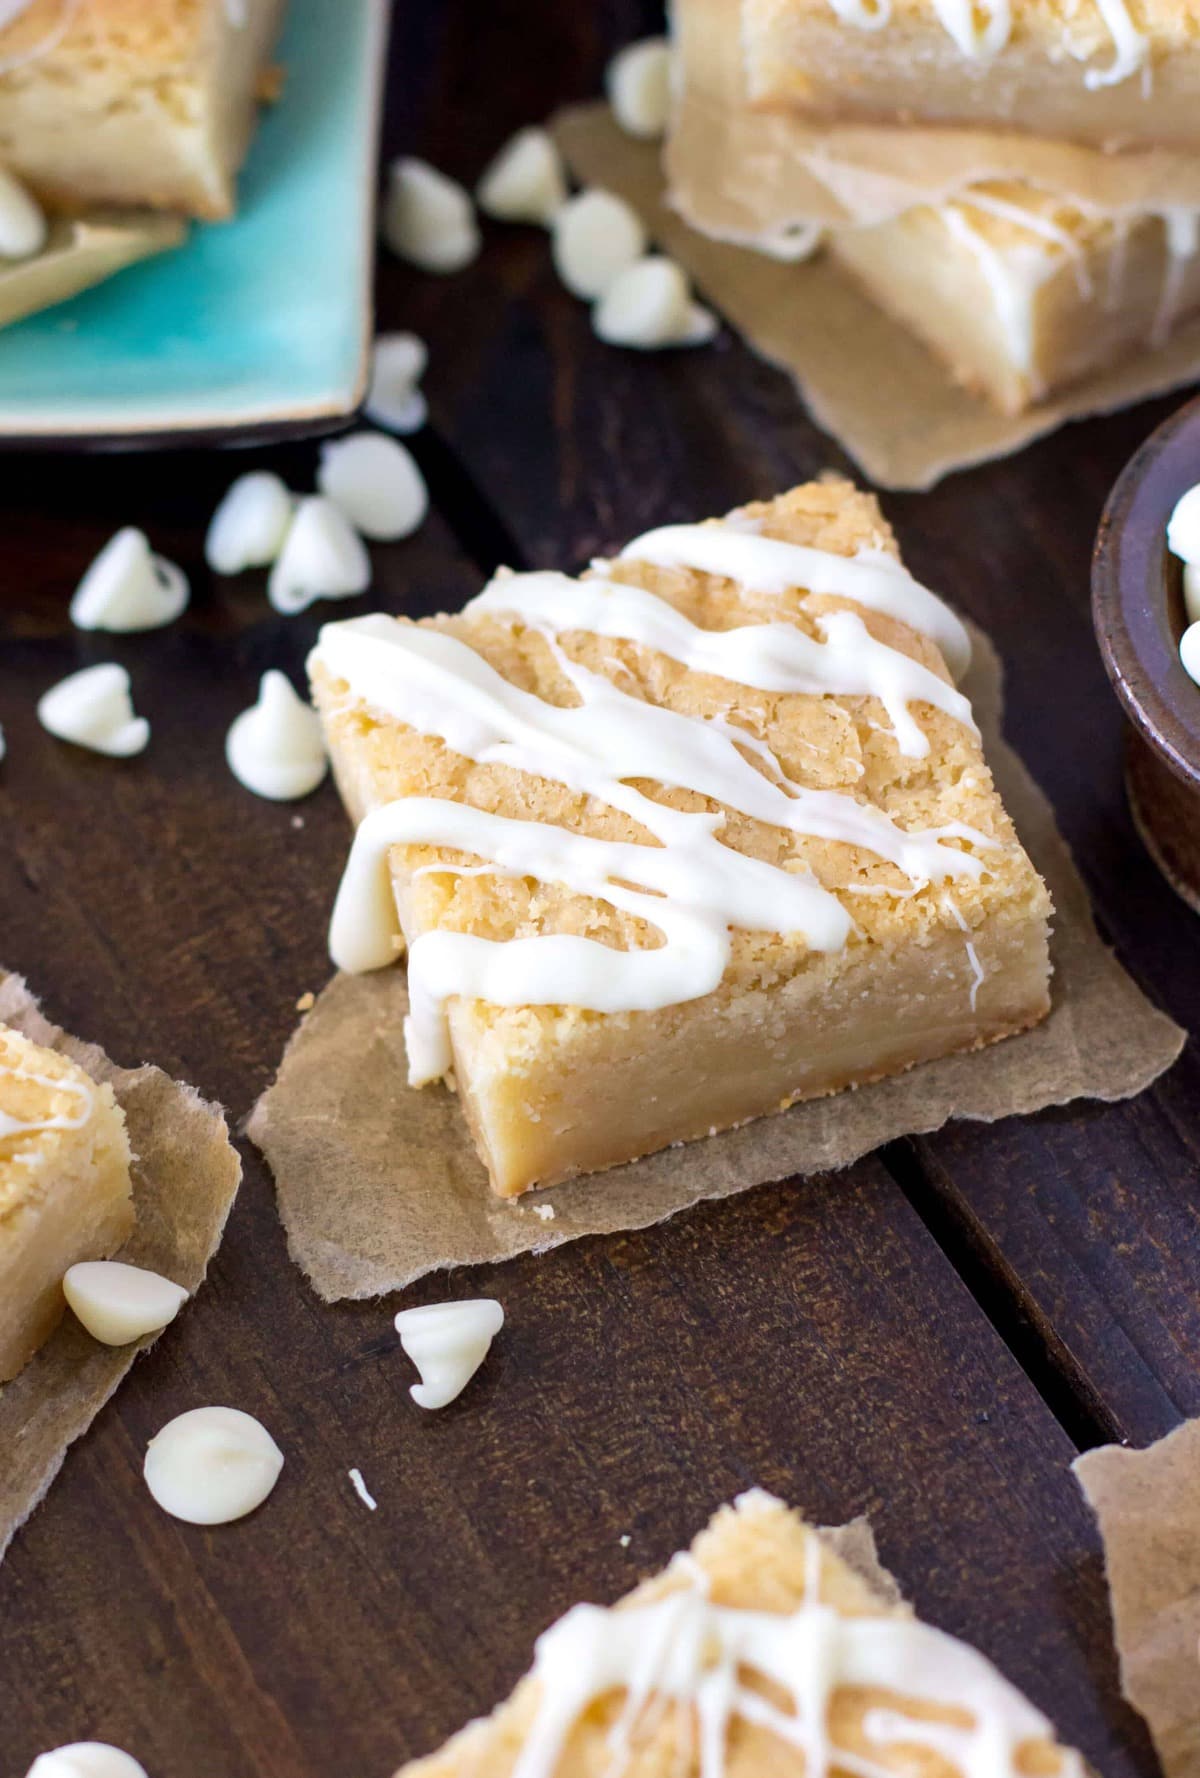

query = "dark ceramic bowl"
[1093, 395, 1200, 912]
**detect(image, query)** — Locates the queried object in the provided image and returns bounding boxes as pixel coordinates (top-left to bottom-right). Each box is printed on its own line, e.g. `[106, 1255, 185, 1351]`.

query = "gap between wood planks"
[406, 420, 1124, 1463]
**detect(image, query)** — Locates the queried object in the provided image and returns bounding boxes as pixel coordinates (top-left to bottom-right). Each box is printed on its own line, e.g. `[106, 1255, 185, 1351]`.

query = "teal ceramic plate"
[0, 0, 386, 448]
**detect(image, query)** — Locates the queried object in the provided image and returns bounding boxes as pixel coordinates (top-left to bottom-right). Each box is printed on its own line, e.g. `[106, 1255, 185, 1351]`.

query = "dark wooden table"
[2, 5, 1197, 1774]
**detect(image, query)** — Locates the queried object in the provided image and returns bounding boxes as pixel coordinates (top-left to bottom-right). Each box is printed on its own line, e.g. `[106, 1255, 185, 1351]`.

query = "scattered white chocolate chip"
[38, 664, 149, 758]
[394, 1298, 504, 1410]
[477, 126, 567, 227]
[381, 157, 480, 274]
[205, 471, 293, 574]
[316, 431, 429, 542]
[530, 1202, 555, 1222]
[1180, 619, 1200, 685]
[619, 1533, 632, 1548]
[606, 37, 672, 139]
[551, 188, 645, 300]
[63, 1261, 188, 1347]
[69, 528, 189, 633]
[593, 254, 714, 350]
[0, 163, 46, 259]
[1185, 561, 1200, 627]
[144, 1406, 283, 1525]
[348, 1467, 378, 1510]
[25, 1744, 147, 1778]
[226, 669, 328, 801]
[365, 332, 429, 434]
[268, 496, 371, 614]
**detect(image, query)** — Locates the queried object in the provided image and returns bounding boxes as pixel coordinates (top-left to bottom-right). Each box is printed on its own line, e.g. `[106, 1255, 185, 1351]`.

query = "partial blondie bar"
[311, 479, 1051, 1198]
[0, 1024, 134, 1381]
[396, 1489, 1085, 1778]
[741, 0, 1200, 149]
[0, 0, 286, 219]
[830, 182, 1200, 413]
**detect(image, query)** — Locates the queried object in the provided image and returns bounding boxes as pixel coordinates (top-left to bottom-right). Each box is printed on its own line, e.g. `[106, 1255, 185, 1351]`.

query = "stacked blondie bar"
[668, 0, 1200, 413]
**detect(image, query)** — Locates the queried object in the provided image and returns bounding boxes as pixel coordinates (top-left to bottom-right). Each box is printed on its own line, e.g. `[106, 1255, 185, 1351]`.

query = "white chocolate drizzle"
[944, 894, 985, 1011]
[941, 205, 1040, 384]
[613, 522, 972, 682]
[820, 0, 1145, 89]
[955, 190, 1095, 299]
[0, 1062, 92, 1143]
[468, 568, 974, 759]
[315, 520, 992, 1087]
[510, 1500, 1081, 1778]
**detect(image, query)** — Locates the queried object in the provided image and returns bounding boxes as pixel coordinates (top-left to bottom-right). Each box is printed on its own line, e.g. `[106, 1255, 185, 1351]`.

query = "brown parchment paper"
[555, 104, 1200, 491]
[0, 972, 241, 1562]
[1075, 1420, 1200, 1778]
[667, 0, 1200, 247]
[248, 629, 1183, 1303]
[0, 213, 185, 334]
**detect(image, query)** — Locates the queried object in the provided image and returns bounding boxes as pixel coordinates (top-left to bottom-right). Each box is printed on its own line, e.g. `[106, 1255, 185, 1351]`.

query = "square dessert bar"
[311, 479, 1051, 1198]
[396, 1490, 1085, 1778]
[740, 0, 1200, 149]
[830, 183, 1200, 414]
[0, 0, 287, 219]
[0, 1023, 133, 1381]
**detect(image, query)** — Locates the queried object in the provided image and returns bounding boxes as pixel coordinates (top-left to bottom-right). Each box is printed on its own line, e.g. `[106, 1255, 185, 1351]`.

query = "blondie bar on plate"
[830, 183, 1200, 413]
[311, 480, 1051, 1198]
[741, 0, 1200, 149]
[396, 1489, 1086, 1778]
[0, 1023, 133, 1381]
[0, 0, 286, 219]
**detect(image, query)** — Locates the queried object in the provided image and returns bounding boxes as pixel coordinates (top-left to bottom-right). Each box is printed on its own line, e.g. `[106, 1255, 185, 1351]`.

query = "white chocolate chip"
[268, 496, 371, 614]
[477, 127, 567, 227]
[594, 255, 692, 348]
[63, 1261, 189, 1347]
[1185, 561, 1200, 627]
[70, 528, 189, 633]
[348, 1467, 377, 1510]
[1167, 483, 1200, 565]
[381, 157, 480, 274]
[26, 1744, 147, 1778]
[317, 431, 429, 542]
[1180, 619, 1200, 684]
[0, 163, 46, 259]
[205, 472, 293, 575]
[394, 1298, 503, 1410]
[551, 189, 646, 299]
[226, 669, 328, 801]
[606, 37, 672, 139]
[38, 663, 149, 758]
[144, 1406, 283, 1525]
[365, 332, 429, 435]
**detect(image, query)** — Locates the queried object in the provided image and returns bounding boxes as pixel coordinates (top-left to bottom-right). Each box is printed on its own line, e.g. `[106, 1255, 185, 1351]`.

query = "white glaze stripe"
[511, 1508, 1082, 1778]
[613, 523, 972, 682]
[820, 0, 1145, 89]
[0, 1063, 92, 1142]
[957, 190, 1095, 300]
[467, 569, 975, 759]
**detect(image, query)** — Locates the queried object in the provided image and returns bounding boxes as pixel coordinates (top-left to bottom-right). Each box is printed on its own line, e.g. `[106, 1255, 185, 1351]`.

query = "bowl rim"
[1092, 391, 1200, 793]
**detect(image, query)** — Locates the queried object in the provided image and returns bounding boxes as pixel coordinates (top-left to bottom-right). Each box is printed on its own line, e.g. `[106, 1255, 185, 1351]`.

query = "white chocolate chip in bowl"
[69, 528, 189, 633]
[477, 127, 567, 227]
[365, 332, 429, 435]
[318, 431, 429, 543]
[1180, 619, 1200, 686]
[0, 163, 47, 259]
[226, 670, 328, 801]
[38, 663, 149, 757]
[382, 157, 480, 274]
[594, 255, 715, 350]
[205, 471, 293, 574]
[394, 1298, 504, 1410]
[25, 1744, 148, 1778]
[606, 37, 672, 139]
[551, 188, 646, 299]
[268, 496, 371, 614]
[144, 1406, 283, 1525]
[63, 1260, 189, 1347]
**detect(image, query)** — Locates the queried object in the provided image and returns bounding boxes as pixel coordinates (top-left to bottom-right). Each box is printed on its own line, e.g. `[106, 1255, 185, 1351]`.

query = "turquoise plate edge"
[0, 0, 386, 443]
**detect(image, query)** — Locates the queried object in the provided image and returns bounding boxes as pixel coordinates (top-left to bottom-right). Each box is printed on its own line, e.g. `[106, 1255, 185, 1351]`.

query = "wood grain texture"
[0, 2, 1187, 1775]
